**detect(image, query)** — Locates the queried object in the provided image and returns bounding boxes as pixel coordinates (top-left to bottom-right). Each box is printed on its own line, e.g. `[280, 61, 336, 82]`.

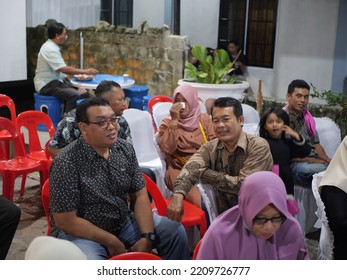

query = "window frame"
[100, 0, 133, 27]
[218, 0, 278, 68]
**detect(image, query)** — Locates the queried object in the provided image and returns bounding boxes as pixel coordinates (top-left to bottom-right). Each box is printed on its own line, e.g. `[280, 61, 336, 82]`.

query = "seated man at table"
[34, 21, 99, 112]
[48, 80, 156, 182]
[49, 97, 190, 259]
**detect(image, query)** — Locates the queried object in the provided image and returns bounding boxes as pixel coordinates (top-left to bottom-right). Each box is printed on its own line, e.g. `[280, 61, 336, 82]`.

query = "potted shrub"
[178, 45, 249, 102]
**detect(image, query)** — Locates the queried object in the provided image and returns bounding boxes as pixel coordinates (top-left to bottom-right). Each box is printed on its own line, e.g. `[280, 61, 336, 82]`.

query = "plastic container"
[124, 85, 149, 110]
[143, 95, 154, 112]
[34, 93, 63, 130]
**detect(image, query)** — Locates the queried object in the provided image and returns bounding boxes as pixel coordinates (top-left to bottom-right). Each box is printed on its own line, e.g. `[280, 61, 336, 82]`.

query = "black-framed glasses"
[253, 215, 286, 225]
[86, 116, 119, 128]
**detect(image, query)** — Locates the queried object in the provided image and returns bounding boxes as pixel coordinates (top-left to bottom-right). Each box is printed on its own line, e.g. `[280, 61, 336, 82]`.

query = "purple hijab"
[196, 171, 309, 260]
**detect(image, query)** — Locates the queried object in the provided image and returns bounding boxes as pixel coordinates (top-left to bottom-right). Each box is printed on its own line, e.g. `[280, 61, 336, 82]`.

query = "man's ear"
[239, 115, 245, 126]
[78, 122, 88, 134]
[285, 93, 290, 101]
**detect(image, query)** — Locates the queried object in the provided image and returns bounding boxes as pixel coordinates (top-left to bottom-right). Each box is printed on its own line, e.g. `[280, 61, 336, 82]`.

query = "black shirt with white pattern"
[49, 137, 145, 237]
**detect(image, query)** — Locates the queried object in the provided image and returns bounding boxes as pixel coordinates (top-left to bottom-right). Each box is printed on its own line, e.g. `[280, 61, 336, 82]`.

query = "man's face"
[79, 105, 118, 149]
[211, 107, 244, 151]
[286, 87, 310, 114]
[101, 87, 126, 116]
[56, 28, 68, 45]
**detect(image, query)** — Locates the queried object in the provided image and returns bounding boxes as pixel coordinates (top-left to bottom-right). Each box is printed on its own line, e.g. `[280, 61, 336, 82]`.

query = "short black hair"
[211, 97, 243, 119]
[47, 22, 65, 39]
[76, 97, 110, 123]
[95, 80, 121, 97]
[259, 107, 289, 138]
[287, 79, 310, 95]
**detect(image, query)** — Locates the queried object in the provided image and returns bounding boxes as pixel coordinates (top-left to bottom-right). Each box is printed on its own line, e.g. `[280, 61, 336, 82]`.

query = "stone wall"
[27, 21, 188, 96]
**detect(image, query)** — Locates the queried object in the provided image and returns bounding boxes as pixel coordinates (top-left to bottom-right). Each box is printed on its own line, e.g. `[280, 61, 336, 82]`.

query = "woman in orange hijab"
[158, 84, 216, 207]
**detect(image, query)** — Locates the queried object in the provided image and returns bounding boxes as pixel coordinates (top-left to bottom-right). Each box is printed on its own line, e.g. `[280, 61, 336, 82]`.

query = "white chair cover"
[313, 117, 341, 158]
[242, 123, 259, 136]
[312, 171, 335, 260]
[197, 182, 218, 223]
[294, 184, 318, 234]
[241, 104, 260, 124]
[294, 117, 341, 235]
[123, 109, 171, 199]
[152, 102, 173, 130]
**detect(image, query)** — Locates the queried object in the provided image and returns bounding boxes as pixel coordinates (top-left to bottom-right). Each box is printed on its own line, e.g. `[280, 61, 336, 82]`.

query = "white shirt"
[34, 39, 67, 92]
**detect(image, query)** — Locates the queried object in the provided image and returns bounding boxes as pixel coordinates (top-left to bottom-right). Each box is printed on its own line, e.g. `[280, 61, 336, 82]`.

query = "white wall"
[271, 0, 339, 100]
[180, 0, 219, 48]
[0, 0, 27, 82]
[133, 0, 165, 28]
[133, 0, 220, 48]
[235, 0, 340, 100]
[26, 0, 100, 29]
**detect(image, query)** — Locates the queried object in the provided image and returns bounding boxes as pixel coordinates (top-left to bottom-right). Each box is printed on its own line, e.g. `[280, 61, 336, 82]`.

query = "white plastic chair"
[294, 117, 341, 235]
[312, 171, 334, 260]
[122, 109, 171, 198]
[152, 102, 173, 130]
[241, 104, 260, 124]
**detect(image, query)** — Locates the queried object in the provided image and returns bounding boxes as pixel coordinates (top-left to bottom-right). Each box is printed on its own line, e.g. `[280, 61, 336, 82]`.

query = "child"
[259, 107, 311, 194]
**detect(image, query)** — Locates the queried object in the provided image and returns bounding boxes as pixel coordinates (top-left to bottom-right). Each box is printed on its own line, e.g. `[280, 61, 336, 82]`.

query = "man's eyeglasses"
[253, 215, 286, 225]
[87, 116, 120, 128]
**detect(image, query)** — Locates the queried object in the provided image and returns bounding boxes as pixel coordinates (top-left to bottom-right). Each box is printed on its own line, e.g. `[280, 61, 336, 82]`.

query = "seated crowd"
[2, 78, 342, 260]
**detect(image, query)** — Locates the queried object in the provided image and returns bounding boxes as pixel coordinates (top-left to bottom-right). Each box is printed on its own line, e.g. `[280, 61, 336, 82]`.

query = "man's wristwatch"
[141, 232, 156, 242]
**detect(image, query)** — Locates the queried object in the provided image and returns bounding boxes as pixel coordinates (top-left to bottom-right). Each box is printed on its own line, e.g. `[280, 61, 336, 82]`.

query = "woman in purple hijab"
[196, 171, 309, 260]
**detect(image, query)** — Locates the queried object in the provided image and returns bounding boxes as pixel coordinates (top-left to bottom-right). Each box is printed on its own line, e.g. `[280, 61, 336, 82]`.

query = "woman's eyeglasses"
[253, 215, 286, 225]
[87, 116, 119, 128]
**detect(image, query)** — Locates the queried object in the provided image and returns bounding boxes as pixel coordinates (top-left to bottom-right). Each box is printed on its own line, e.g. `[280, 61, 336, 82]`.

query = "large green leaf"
[186, 45, 237, 84]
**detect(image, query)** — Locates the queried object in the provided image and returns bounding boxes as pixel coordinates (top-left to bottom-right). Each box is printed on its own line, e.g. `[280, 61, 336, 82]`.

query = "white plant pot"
[177, 79, 249, 103]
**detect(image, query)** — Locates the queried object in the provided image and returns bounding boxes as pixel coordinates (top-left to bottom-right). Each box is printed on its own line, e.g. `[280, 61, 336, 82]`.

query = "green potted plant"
[178, 45, 249, 102]
[184, 44, 237, 84]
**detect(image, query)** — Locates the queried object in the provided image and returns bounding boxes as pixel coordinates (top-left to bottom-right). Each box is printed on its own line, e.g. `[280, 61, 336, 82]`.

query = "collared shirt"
[34, 39, 67, 92]
[285, 108, 320, 157]
[173, 131, 273, 214]
[49, 137, 145, 237]
[48, 109, 132, 149]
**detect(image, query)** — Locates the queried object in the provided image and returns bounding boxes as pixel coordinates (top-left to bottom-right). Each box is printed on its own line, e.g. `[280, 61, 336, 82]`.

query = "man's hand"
[130, 238, 152, 253]
[106, 237, 127, 257]
[166, 193, 184, 222]
[84, 68, 99, 75]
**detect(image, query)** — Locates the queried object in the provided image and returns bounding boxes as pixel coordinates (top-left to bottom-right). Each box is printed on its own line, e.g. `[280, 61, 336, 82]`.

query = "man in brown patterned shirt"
[167, 97, 273, 222]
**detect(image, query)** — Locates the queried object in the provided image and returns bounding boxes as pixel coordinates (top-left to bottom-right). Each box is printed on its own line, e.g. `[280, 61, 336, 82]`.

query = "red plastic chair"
[148, 95, 173, 114]
[16, 110, 56, 190]
[0, 94, 17, 159]
[148, 95, 173, 132]
[0, 117, 43, 201]
[143, 173, 207, 239]
[41, 178, 51, 235]
[108, 252, 162, 260]
[192, 239, 202, 260]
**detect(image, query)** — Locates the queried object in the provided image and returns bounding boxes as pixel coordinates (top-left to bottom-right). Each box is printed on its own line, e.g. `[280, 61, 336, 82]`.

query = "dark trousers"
[39, 80, 90, 112]
[140, 167, 156, 183]
[0, 196, 21, 259]
[321, 186, 347, 260]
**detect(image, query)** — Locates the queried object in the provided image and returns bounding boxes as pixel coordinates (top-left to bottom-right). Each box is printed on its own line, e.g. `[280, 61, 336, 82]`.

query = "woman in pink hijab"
[196, 171, 309, 260]
[158, 84, 215, 207]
